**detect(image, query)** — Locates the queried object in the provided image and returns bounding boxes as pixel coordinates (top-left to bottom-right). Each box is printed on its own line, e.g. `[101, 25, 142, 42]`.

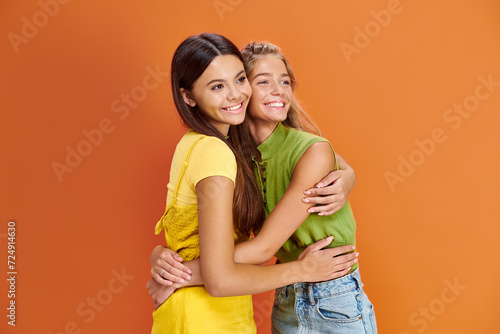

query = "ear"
[180, 88, 196, 107]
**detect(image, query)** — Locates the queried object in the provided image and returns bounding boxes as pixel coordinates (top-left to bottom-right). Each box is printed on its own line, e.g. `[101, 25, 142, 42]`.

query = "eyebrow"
[206, 70, 246, 86]
[252, 72, 290, 81]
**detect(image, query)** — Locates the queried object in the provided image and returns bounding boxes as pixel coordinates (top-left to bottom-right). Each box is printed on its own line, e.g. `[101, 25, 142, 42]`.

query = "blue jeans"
[271, 269, 377, 334]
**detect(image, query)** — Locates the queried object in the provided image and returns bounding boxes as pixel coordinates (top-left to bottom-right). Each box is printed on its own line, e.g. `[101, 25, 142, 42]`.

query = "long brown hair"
[241, 42, 322, 136]
[171, 33, 264, 236]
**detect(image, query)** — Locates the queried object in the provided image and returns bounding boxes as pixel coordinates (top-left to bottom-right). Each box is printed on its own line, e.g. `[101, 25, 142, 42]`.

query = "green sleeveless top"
[253, 122, 357, 269]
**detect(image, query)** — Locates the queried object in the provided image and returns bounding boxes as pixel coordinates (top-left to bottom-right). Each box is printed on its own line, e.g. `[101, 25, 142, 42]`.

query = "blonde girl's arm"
[303, 153, 357, 215]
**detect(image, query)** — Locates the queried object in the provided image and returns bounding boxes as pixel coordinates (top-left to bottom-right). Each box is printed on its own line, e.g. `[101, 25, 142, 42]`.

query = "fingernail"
[316, 183, 324, 188]
[187, 269, 192, 274]
[327, 236, 334, 241]
[304, 190, 311, 195]
[307, 208, 315, 213]
[179, 278, 184, 283]
[302, 198, 310, 203]
[354, 258, 358, 263]
[318, 212, 325, 216]
[185, 275, 191, 281]
[356, 252, 359, 256]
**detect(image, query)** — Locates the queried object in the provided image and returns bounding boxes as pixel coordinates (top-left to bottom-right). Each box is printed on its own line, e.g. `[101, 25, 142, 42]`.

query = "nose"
[271, 81, 284, 96]
[226, 83, 241, 101]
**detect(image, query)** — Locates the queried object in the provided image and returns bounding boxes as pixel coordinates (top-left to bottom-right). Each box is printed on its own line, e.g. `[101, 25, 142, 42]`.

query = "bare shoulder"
[299, 141, 335, 167]
[291, 141, 336, 186]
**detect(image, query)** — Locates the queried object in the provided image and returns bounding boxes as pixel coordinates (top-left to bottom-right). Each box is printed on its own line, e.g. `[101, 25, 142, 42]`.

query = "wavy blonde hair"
[241, 42, 322, 136]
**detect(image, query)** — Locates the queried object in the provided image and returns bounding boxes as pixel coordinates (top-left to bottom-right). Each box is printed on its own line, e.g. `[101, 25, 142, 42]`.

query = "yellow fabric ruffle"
[154, 203, 200, 262]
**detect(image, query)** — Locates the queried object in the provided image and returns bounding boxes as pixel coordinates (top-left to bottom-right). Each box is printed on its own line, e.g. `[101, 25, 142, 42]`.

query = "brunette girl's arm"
[232, 142, 342, 264]
[197, 175, 356, 297]
[150, 143, 356, 283]
[147, 239, 355, 306]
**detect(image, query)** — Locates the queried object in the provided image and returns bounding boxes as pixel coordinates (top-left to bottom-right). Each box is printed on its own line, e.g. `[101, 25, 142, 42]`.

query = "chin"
[230, 116, 246, 126]
[275, 112, 288, 122]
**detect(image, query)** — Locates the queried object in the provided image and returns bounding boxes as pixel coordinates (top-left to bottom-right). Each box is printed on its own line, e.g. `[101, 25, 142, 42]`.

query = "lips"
[222, 102, 244, 114]
[264, 101, 285, 108]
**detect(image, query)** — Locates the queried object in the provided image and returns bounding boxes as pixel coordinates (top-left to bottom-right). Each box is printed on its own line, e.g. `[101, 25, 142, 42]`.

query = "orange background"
[1, 0, 500, 333]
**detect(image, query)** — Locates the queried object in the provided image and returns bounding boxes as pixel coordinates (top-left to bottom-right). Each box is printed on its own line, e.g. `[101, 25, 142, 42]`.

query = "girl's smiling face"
[181, 55, 252, 135]
[247, 55, 293, 128]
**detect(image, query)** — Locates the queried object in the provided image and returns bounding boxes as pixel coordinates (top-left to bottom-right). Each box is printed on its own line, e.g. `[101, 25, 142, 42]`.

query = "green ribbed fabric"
[254, 122, 357, 269]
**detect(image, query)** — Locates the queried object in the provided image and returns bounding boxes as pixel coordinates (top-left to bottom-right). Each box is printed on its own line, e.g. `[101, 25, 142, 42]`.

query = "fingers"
[158, 259, 190, 280]
[331, 256, 359, 275]
[303, 194, 337, 205]
[168, 249, 184, 262]
[154, 257, 191, 281]
[322, 245, 356, 257]
[160, 267, 190, 284]
[147, 277, 176, 310]
[304, 183, 346, 198]
[312, 170, 341, 189]
[146, 278, 153, 291]
[323, 252, 358, 280]
[151, 259, 191, 283]
[302, 184, 346, 209]
[316, 208, 341, 216]
[308, 202, 344, 216]
[152, 272, 173, 286]
[303, 185, 337, 197]
[304, 236, 334, 253]
[330, 267, 351, 280]
[152, 261, 190, 284]
[161, 250, 191, 273]
[333, 252, 359, 266]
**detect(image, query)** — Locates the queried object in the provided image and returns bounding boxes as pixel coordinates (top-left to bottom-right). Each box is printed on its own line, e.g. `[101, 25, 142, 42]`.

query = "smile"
[222, 102, 243, 114]
[264, 101, 285, 108]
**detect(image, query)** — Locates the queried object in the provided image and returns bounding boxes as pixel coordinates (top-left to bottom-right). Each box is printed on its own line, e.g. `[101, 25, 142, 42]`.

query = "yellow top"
[155, 130, 239, 261]
[152, 130, 256, 334]
[165, 129, 237, 207]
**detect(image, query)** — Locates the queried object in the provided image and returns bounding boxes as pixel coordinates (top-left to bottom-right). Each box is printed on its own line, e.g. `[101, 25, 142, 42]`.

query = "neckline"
[257, 122, 288, 161]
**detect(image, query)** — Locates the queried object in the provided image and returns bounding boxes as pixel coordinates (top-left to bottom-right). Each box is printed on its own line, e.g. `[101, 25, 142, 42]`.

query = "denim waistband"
[288, 268, 363, 302]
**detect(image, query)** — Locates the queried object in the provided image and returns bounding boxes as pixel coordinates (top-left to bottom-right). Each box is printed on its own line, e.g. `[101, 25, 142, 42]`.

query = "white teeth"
[265, 102, 284, 108]
[224, 103, 242, 111]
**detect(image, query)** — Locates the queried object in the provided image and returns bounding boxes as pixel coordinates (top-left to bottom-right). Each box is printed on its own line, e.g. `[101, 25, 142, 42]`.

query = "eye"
[236, 76, 247, 84]
[212, 84, 223, 91]
[281, 80, 291, 86]
[257, 80, 268, 85]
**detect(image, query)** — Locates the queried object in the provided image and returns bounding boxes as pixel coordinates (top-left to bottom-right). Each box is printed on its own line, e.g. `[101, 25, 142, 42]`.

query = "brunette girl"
[150, 33, 358, 334]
